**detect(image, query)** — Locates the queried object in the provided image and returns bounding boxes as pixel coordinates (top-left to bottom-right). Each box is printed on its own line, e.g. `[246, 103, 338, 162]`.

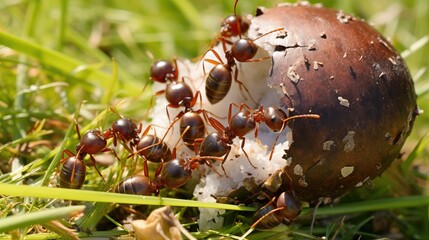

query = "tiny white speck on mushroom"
[338, 96, 350, 107]
[293, 164, 303, 176]
[330, 75, 335, 80]
[313, 61, 323, 70]
[307, 39, 317, 50]
[342, 131, 356, 152]
[323, 140, 335, 150]
[287, 66, 300, 83]
[343, 52, 348, 58]
[298, 177, 308, 187]
[355, 182, 363, 187]
[336, 11, 353, 23]
[378, 37, 394, 52]
[379, 72, 386, 78]
[340, 166, 354, 178]
[388, 57, 398, 65]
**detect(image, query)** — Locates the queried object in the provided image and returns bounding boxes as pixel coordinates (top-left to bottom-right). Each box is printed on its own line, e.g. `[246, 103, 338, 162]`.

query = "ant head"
[78, 130, 107, 154]
[276, 192, 302, 222]
[220, 15, 249, 37]
[231, 38, 259, 62]
[150, 60, 178, 83]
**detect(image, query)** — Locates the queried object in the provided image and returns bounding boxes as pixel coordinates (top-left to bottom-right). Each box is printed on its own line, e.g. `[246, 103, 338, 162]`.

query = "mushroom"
[250, 3, 418, 203]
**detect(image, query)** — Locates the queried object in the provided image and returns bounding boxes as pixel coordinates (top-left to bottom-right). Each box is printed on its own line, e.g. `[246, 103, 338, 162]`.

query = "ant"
[251, 191, 302, 229]
[58, 119, 122, 188]
[229, 103, 320, 160]
[203, 27, 285, 104]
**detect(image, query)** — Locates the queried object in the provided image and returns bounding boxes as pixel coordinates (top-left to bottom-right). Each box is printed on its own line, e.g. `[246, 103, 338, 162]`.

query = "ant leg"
[239, 137, 256, 168]
[233, 68, 258, 106]
[269, 123, 285, 161]
[220, 146, 232, 177]
[269, 114, 320, 160]
[154, 159, 164, 179]
[144, 89, 165, 120]
[253, 28, 286, 42]
[88, 155, 107, 184]
[203, 158, 223, 177]
[207, 116, 226, 133]
[192, 138, 204, 155]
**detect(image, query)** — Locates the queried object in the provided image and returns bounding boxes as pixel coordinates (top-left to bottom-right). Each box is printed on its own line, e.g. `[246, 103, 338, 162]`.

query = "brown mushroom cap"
[251, 4, 418, 203]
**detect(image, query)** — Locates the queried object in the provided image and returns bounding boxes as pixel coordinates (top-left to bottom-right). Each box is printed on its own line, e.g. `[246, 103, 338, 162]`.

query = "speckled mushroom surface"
[250, 3, 418, 203]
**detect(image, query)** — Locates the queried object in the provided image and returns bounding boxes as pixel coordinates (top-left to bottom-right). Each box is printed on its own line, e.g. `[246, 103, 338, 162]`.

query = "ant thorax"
[146, 20, 296, 230]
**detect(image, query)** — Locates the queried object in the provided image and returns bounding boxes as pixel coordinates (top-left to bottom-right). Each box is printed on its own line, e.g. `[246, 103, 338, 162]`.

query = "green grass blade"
[0, 205, 85, 233]
[314, 195, 429, 216]
[0, 30, 141, 94]
[0, 183, 256, 211]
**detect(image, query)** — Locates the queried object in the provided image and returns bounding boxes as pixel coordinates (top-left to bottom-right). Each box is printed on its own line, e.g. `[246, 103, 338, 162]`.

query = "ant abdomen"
[199, 132, 229, 157]
[252, 202, 283, 229]
[136, 134, 172, 163]
[59, 156, 86, 189]
[157, 158, 193, 189]
[206, 64, 233, 104]
[180, 112, 205, 149]
[115, 175, 154, 196]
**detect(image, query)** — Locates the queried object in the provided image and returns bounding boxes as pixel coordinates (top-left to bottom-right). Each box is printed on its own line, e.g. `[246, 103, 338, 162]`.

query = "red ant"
[203, 27, 285, 105]
[251, 191, 302, 229]
[58, 119, 122, 188]
[229, 103, 320, 160]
